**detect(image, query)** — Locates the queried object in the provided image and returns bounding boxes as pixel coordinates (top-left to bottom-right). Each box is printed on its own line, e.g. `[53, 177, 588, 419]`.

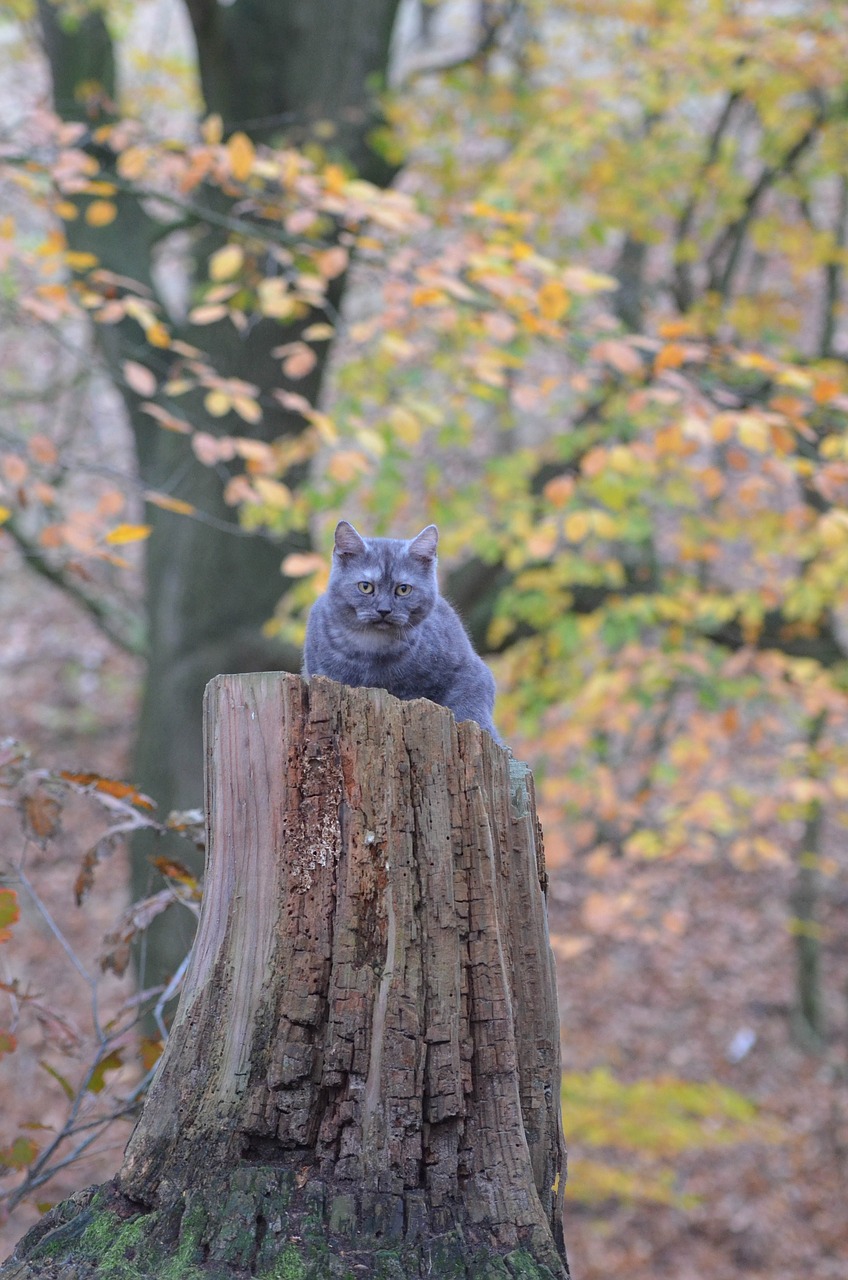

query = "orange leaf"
[653, 342, 687, 373]
[59, 771, 156, 810]
[2, 454, 28, 486]
[812, 377, 841, 405]
[85, 200, 117, 227]
[151, 856, 200, 890]
[28, 435, 58, 466]
[317, 246, 349, 279]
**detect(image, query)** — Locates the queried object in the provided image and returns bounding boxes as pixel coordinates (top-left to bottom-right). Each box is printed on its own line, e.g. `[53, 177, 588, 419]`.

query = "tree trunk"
[36, 0, 404, 988]
[2, 675, 568, 1279]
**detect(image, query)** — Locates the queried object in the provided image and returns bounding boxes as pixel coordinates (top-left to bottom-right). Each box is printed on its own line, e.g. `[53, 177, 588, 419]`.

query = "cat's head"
[327, 521, 439, 637]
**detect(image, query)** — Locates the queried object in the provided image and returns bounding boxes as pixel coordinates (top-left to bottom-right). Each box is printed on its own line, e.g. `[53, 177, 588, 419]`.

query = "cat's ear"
[334, 520, 367, 557]
[409, 524, 438, 564]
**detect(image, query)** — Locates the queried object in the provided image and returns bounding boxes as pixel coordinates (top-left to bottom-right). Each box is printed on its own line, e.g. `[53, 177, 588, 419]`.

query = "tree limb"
[2, 517, 146, 657]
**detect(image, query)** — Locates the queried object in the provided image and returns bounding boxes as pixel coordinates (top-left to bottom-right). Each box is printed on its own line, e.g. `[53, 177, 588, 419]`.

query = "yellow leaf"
[204, 389, 232, 417]
[302, 323, 335, 341]
[227, 132, 255, 182]
[322, 163, 347, 195]
[590, 510, 618, 538]
[145, 321, 171, 349]
[145, 492, 197, 516]
[327, 449, 369, 483]
[355, 427, 385, 457]
[209, 244, 244, 281]
[561, 266, 617, 294]
[201, 114, 223, 145]
[105, 523, 152, 545]
[116, 147, 148, 181]
[564, 511, 590, 542]
[305, 409, 337, 442]
[0, 505, 11, 524]
[388, 405, 421, 445]
[85, 200, 118, 227]
[54, 201, 78, 220]
[537, 280, 570, 322]
[233, 438, 274, 464]
[252, 477, 291, 508]
[736, 414, 769, 452]
[232, 394, 262, 425]
[64, 251, 98, 272]
[411, 286, 447, 307]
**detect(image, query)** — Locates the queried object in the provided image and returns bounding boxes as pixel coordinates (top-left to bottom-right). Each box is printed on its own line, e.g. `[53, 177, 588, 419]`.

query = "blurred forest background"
[1, 0, 847, 1275]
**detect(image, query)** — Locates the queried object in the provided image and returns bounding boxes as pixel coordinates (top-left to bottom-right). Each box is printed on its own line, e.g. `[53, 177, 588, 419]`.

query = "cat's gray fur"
[303, 521, 499, 741]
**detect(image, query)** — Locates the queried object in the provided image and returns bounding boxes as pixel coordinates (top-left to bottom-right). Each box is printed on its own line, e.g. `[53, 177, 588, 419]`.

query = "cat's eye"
[357, 581, 375, 595]
[395, 583, 412, 596]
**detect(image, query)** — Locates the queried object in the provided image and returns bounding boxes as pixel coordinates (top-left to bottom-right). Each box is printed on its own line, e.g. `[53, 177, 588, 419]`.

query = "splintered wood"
[119, 673, 567, 1274]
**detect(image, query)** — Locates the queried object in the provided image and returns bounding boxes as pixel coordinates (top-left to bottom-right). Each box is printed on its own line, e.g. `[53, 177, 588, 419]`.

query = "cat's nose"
[377, 608, 392, 618]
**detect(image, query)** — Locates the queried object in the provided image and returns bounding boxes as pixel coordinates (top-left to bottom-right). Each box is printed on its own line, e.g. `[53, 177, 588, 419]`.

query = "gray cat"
[303, 521, 500, 741]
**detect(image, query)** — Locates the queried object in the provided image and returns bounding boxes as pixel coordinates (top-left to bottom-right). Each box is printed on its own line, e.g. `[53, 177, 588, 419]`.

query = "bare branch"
[2, 516, 146, 657]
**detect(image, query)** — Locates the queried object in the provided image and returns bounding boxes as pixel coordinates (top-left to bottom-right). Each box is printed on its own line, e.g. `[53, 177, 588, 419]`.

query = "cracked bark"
[3, 675, 568, 1279]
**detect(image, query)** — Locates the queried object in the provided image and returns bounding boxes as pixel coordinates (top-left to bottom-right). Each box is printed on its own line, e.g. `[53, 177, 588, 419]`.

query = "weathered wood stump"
[3, 674, 568, 1279]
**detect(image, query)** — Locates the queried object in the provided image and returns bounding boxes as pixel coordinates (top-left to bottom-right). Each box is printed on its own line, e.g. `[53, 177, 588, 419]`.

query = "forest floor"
[0, 547, 847, 1277]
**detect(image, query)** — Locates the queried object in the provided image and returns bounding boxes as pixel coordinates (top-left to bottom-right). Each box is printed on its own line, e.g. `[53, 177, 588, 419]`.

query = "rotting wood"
[2, 674, 568, 1279]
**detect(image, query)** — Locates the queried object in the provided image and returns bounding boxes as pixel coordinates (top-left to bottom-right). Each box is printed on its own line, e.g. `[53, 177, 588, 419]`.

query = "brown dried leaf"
[22, 788, 62, 842]
[100, 889, 176, 975]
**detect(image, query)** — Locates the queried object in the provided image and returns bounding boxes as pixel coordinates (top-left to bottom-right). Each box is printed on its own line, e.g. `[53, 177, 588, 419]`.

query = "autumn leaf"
[105, 523, 152, 545]
[252, 476, 292, 508]
[87, 1049, 123, 1094]
[537, 280, 570, 322]
[150, 856, 201, 893]
[208, 243, 244, 281]
[145, 492, 197, 516]
[85, 200, 117, 227]
[282, 552, 325, 577]
[227, 131, 255, 182]
[59, 771, 156, 809]
[0, 888, 19, 941]
[22, 788, 62, 842]
[122, 360, 157, 397]
[39, 1059, 75, 1102]
[0, 1136, 39, 1171]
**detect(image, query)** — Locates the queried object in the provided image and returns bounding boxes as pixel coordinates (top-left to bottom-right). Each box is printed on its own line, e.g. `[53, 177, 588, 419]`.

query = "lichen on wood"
[2, 675, 568, 1279]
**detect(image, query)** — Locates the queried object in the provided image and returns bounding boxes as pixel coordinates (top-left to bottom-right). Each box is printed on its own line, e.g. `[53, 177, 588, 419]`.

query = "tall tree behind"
[35, 0, 402, 984]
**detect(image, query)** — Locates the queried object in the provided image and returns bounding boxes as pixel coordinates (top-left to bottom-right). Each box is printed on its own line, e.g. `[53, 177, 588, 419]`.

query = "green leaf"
[39, 1059, 75, 1102]
[0, 888, 19, 933]
[0, 1136, 39, 1170]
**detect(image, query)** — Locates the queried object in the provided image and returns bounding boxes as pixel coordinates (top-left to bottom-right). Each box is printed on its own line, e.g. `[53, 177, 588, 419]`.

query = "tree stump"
[3, 674, 568, 1279]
